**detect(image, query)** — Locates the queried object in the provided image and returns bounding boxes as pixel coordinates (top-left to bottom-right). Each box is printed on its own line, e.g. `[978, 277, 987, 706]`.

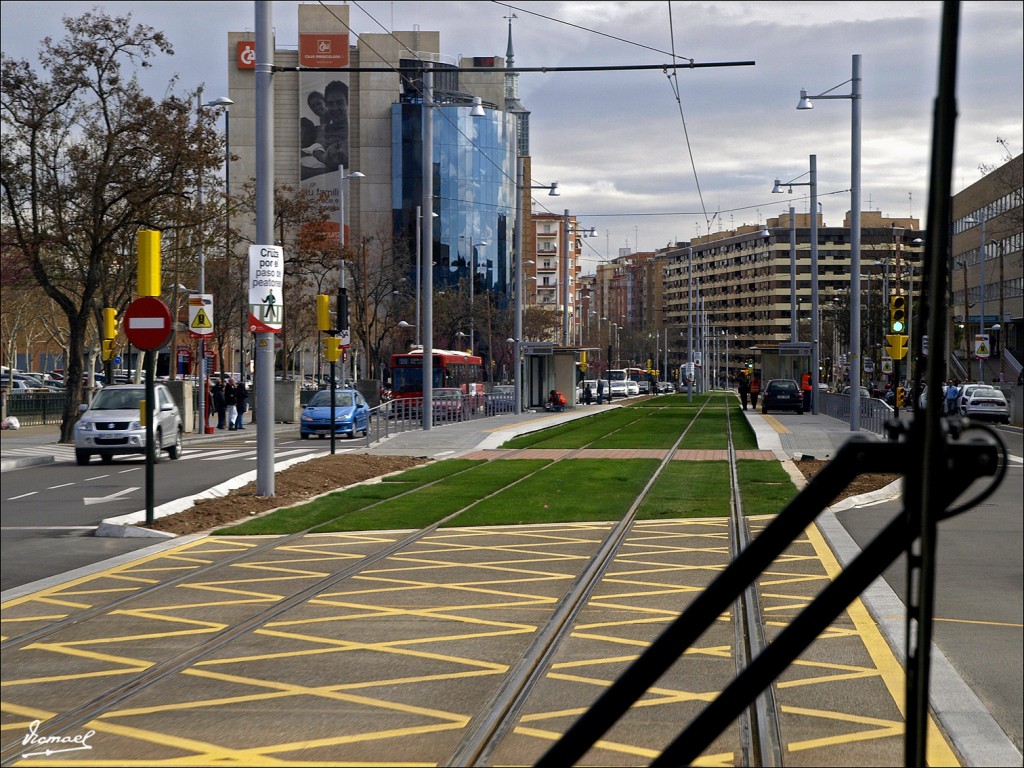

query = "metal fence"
[818, 392, 894, 435]
[2, 391, 68, 426]
[358, 393, 516, 447]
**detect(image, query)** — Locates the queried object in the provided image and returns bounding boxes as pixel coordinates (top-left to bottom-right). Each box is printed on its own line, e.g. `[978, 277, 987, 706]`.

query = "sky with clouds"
[3, 1, 1021, 272]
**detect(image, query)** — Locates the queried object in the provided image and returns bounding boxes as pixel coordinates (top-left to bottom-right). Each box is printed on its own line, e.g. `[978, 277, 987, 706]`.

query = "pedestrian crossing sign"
[188, 294, 214, 338]
[974, 334, 991, 360]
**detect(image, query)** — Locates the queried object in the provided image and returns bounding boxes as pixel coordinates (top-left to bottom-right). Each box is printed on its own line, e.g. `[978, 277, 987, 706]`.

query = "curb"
[0, 455, 55, 472]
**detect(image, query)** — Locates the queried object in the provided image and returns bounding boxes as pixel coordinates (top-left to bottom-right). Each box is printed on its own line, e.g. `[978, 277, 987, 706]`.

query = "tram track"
[1, 395, 786, 766]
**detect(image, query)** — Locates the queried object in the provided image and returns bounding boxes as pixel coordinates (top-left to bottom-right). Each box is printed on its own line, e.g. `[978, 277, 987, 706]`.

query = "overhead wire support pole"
[254, 0, 274, 496]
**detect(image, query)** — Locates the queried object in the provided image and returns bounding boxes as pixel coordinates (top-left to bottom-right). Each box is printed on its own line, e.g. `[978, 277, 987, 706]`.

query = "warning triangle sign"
[191, 308, 212, 329]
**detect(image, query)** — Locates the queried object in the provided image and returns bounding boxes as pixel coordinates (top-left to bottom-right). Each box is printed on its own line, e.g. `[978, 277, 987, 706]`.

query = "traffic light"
[316, 294, 332, 332]
[324, 336, 342, 363]
[896, 386, 906, 408]
[885, 334, 908, 360]
[578, 351, 588, 373]
[102, 307, 118, 340]
[102, 339, 115, 362]
[889, 294, 907, 334]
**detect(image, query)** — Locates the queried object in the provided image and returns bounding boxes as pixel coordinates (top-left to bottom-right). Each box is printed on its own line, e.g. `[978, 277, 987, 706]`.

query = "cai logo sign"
[237, 41, 256, 69]
[299, 34, 348, 67]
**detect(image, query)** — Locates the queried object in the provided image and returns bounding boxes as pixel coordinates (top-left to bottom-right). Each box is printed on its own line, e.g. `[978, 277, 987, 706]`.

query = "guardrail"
[818, 391, 893, 435]
[361, 393, 516, 446]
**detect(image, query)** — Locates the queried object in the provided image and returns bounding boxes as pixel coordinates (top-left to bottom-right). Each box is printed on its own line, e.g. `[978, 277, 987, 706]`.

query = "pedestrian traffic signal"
[889, 294, 907, 334]
[102, 307, 118, 340]
[316, 294, 332, 332]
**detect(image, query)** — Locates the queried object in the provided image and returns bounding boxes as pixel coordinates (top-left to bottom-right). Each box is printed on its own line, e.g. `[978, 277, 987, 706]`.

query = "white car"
[626, 380, 640, 396]
[74, 384, 183, 465]
[962, 386, 1010, 423]
[609, 380, 628, 398]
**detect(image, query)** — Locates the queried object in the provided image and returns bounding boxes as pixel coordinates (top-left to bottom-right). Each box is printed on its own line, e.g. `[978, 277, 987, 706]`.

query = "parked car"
[431, 387, 466, 421]
[961, 386, 1010, 423]
[657, 381, 675, 394]
[761, 378, 804, 415]
[609, 380, 628, 398]
[842, 386, 871, 399]
[488, 384, 515, 413]
[74, 383, 183, 465]
[300, 389, 370, 439]
[3, 379, 45, 394]
[957, 383, 987, 415]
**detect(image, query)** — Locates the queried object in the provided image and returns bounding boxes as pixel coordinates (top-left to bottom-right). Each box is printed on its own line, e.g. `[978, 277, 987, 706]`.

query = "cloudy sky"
[3, 1, 1021, 272]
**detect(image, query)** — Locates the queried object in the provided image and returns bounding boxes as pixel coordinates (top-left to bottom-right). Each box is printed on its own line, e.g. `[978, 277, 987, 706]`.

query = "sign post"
[123, 296, 172, 525]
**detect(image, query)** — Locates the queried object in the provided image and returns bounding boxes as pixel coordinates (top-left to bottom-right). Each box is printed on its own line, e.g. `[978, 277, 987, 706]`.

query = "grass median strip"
[312, 459, 551, 532]
[449, 458, 662, 526]
[215, 459, 484, 535]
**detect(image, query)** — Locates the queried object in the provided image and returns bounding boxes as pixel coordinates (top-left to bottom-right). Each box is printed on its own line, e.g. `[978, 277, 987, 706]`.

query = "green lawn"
[212, 394, 796, 536]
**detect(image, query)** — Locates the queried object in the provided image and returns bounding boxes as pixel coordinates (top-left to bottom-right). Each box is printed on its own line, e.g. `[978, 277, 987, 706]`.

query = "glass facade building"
[392, 102, 517, 309]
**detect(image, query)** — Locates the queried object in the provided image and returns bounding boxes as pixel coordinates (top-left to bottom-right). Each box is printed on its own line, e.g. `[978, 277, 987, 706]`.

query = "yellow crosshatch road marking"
[803, 521, 960, 766]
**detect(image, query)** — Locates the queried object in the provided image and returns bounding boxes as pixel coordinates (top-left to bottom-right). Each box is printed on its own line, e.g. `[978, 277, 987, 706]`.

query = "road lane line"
[7, 492, 38, 500]
[83, 475, 109, 482]
[203, 450, 258, 461]
[243, 448, 317, 460]
[46, 483, 75, 490]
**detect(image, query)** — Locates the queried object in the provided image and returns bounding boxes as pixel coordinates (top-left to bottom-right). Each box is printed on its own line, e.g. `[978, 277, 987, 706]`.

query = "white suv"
[74, 384, 183, 465]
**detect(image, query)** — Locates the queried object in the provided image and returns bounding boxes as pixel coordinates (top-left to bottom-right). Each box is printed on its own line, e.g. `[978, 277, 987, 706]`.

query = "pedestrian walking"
[583, 383, 593, 405]
[738, 372, 750, 410]
[596, 379, 604, 405]
[212, 380, 226, 429]
[944, 379, 959, 415]
[224, 378, 238, 430]
[234, 379, 248, 429]
[750, 374, 761, 409]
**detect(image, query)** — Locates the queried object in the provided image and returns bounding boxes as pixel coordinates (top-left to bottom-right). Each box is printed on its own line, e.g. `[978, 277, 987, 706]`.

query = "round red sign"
[123, 296, 172, 351]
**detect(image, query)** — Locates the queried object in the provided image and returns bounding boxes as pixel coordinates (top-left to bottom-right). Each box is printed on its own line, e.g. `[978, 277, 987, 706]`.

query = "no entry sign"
[124, 296, 172, 351]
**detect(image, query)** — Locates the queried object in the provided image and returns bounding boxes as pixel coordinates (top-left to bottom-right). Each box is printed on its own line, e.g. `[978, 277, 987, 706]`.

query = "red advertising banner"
[299, 34, 348, 68]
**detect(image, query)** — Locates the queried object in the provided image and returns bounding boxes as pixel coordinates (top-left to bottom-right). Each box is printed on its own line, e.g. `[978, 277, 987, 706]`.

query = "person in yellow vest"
[749, 374, 761, 409]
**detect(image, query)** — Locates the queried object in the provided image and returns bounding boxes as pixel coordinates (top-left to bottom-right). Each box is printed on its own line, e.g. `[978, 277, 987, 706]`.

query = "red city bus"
[390, 347, 485, 407]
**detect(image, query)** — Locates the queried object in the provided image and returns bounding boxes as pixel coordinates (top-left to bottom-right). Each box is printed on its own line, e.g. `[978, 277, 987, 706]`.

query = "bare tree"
[1, 10, 219, 440]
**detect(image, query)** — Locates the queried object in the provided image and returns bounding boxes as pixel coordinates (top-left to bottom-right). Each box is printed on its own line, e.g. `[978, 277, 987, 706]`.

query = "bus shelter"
[521, 343, 595, 410]
[751, 342, 812, 384]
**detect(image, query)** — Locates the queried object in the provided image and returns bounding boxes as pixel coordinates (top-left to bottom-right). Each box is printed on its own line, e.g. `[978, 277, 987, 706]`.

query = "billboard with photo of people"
[299, 33, 349, 239]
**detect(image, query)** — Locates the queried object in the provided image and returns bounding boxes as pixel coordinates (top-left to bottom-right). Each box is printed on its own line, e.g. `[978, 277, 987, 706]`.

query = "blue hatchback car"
[300, 389, 370, 439]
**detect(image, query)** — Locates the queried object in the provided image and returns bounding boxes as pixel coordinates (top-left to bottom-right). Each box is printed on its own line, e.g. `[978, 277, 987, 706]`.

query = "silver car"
[74, 384, 183, 465]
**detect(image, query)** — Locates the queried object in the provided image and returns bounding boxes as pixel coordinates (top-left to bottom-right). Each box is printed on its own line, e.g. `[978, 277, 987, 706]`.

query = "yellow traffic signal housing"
[889, 294, 907, 334]
[102, 307, 118, 340]
[896, 386, 906, 408]
[885, 334, 909, 360]
[102, 339, 115, 362]
[324, 336, 342, 363]
[137, 230, 161, 297]
[316, 294, 332, 332]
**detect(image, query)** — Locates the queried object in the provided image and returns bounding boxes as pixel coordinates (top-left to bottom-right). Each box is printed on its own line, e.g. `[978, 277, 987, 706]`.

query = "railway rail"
[0, 395, 957, 766]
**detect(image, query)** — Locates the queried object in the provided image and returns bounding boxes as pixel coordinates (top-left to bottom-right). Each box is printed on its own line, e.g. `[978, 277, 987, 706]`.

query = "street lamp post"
[799, 53, 861, 429]
[196, 91, 232, 435]
[337, 167, 365, 385]
[773, 154, 820, 414]
[965, 209, 987, 379]
[514, 156, 559, 413]
[687, 245, 694, 403]
[561, 213, 596, 346]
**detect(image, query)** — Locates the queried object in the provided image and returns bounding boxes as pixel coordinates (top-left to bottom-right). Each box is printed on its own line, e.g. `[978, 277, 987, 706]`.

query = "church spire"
[503, 11, 529, 155]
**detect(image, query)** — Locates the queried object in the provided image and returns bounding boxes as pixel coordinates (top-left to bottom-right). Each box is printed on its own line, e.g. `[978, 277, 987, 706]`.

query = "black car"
[761, 378, 803, 415]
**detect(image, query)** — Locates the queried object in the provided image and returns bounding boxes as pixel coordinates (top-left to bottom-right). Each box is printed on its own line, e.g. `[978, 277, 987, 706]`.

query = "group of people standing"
[736, 371, 761, 410]
[209, 377, 248, 430]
